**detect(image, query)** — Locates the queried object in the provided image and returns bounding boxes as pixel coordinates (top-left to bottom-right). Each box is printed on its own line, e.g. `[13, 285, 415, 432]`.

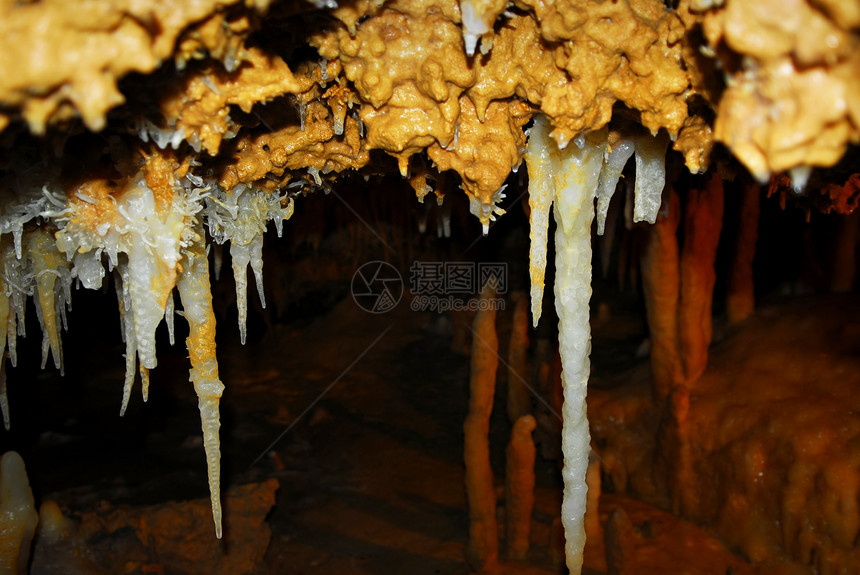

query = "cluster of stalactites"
[527, 117, 669, 327]
[0, 152, 295, 537]
[523, 115, 670, 574]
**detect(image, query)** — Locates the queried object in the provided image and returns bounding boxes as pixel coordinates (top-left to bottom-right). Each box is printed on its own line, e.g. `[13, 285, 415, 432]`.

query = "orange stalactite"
[176, 220, 224, 539]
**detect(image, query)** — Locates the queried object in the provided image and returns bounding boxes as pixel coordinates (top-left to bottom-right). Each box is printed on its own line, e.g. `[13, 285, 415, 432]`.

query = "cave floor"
[6, 285, 842, 574]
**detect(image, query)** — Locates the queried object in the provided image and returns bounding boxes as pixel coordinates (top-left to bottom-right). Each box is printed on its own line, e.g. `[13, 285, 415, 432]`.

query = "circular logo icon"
[351, 261, 403, 314]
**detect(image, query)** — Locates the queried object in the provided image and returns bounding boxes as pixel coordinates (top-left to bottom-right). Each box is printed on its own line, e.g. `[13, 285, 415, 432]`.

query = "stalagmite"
[727, 180, 760, 325]
[678, 173, 724, 383]
[464, 285, 500, 574]
[0, 451, 38, 575]
[505, 414, 536, 560]
[506, 291, 531, 424]
[176, 219, 225, 539]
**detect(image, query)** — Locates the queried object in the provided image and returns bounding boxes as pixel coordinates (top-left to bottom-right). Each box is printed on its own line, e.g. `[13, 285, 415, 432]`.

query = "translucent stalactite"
[632, 133, 669, 225]
[117, 264, 140, 417]
[176, 219, 225, 539]
[552, 128, 606, 575]
[0, 251, 9, 431]
[165, 291, 175, 346]
[525, 115, 556, 327]
[230, 241, 252, 345]
[596, 140, 634, 235]
[526, 116, 608, 574]
[122, 183, 186, 371]
[25, 228, 70, 374]
[205, 184, 292, 342]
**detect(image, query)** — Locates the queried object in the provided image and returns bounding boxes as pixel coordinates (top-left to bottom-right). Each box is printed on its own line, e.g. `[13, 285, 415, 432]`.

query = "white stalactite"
[596, 140, 634, 235]
[122, 183, 186, 371]
[526, 117, 614, 574]
[553, 129, 606, 574]
[231, 241, 252, 345]
[632, 133, 669, 225]
[525, 116, 557, 328]
[117, 264, 139, 417]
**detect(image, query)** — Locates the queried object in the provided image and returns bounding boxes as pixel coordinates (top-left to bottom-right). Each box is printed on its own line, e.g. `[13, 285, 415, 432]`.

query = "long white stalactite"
[525, 115, 666, 573]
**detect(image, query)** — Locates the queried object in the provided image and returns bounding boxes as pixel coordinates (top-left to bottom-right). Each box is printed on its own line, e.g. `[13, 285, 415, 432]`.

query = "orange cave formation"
[0, 0, 859, 573]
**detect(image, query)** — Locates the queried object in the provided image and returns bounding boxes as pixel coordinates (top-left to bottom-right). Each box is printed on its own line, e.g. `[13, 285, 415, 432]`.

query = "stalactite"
[640, 187, 683, 402]
[464, 285, 500, 574]
[165, 291, 175, 346]
[506, 291, 531, 424]
[176, 219, 225, 539]
[25, 228, 69, 374]
[117, 264, 139, 417]
[552, 128, 606, 575]
[631, 133, 670, 225]
[727, 180, 760, 325]
[525, 116, 556, 327]
[505, 414, 536, 561]
[230, 241, 252, 345]
[678, 173, 724, 383]
[596, 139, 634, 235]
[0, 257, 9, 431]
[122, 183, 186, 372]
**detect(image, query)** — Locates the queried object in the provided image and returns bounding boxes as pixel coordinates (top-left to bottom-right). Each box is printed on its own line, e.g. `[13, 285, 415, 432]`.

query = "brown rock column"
[505, 414, 536, 561]
[464, 287, 500, 573]
[726, 180, 760, 325]
[831, 210, 858, 293]
[506, 291, 531, 424]
[640, 187, 682, 403]
[679, 172, 724, 383]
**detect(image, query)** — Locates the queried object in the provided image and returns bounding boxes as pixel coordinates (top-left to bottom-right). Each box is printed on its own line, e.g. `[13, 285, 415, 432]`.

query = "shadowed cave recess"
[0, 0, 859, 573]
